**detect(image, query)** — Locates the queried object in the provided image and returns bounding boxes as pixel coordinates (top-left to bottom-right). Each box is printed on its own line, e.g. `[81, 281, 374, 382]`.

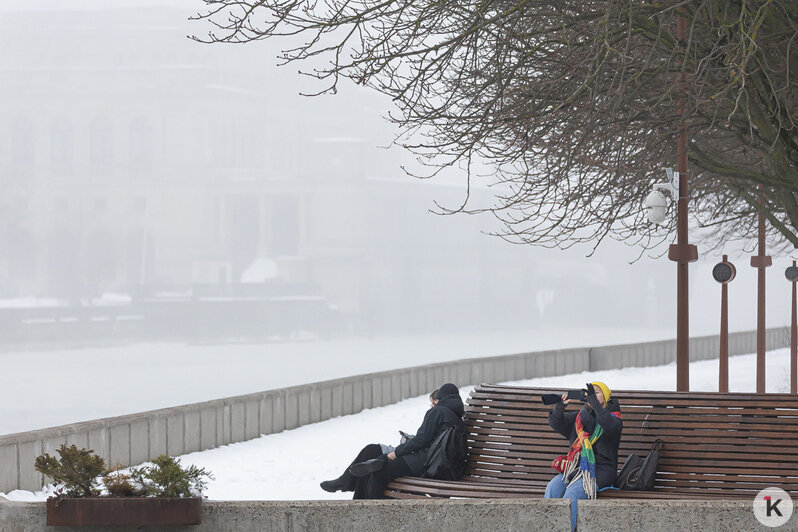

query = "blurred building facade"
[0, 6, 664, 339]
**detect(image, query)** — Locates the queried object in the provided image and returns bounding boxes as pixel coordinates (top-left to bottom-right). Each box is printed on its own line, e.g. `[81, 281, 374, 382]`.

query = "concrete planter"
[45, 496, 202, 526]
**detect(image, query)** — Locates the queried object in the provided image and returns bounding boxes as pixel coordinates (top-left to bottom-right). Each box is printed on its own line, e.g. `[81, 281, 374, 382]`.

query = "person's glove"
[541, 394, 562, 405]
[584, 383, 596, 399]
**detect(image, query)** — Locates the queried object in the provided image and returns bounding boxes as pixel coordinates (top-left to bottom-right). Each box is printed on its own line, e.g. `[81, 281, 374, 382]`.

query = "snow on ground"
[3, 347, 791, 502]
[0, 327, 677, 435]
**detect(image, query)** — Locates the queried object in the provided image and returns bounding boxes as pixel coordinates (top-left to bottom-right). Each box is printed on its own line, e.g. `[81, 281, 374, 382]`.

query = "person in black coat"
[544, 381, 622, 532]
[319, 383, 466, 499]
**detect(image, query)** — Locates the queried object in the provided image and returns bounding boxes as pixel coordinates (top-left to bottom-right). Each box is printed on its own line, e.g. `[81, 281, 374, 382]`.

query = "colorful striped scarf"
[551, 409, 621, 499]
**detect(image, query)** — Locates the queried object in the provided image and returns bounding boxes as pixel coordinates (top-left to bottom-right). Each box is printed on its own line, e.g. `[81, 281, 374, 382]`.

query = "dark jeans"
[335, 443, 413, 499]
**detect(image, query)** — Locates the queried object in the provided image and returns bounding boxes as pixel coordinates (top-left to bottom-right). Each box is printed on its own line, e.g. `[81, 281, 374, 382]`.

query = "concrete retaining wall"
[579, 499, 797, 532]
[0, 499, 571, 532]
[588, 327, 787, 370]
[2, 498, 795, 532]
[0, 327, 789, 493]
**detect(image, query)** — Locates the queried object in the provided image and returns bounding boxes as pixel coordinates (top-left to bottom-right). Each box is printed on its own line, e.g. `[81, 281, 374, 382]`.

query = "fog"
[0, 1, 792, 356]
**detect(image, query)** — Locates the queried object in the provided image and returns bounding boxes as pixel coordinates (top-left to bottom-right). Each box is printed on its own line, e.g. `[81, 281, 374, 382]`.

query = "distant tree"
[194, 1, 798, 253]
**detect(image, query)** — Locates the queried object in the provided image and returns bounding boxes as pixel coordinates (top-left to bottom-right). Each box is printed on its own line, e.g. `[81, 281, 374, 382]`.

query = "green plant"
[102, 464, 140, 497]
[34, 445, 106, 497]
[130, 455, 212, 498]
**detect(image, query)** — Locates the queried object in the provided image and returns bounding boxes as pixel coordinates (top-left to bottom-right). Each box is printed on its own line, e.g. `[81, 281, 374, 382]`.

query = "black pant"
[352, 452, 413, 500]
[336, 443, 382, 492]
[336, 444, 414, 499]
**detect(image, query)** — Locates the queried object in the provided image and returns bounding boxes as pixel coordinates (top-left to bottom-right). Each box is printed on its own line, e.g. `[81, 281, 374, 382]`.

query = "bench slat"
[467, 439, 798, 457]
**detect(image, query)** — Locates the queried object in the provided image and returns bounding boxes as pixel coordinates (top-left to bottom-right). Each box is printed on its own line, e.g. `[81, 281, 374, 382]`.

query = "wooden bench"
[385, 385, 798, 499]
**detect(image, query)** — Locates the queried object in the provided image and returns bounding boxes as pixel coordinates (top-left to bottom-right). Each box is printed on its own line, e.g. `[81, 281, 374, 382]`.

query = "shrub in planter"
[102, 465, 140, 497]
[34, 444, 106, 497]
[34, 447, 212, 526]
[130, 455, 213, 498]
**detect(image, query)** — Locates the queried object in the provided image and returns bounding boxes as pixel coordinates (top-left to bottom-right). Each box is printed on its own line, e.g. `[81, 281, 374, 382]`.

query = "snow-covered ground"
[3, 347, 791, 502]
[0, 328, 677, 435]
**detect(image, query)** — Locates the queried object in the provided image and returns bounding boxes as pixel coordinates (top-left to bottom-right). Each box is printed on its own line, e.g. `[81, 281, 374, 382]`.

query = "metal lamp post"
[751, 203, 772, 393]
[667, 14, 698, 392]
[642, 13, 697, 391]
[786, 261, 798, 395]
[712, 255, 736, 392]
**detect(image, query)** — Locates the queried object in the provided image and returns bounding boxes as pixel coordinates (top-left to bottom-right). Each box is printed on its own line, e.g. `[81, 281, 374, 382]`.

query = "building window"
[129, 117, 153, 173]
[90, 116, 113, 171]
[11, 117, 34, 172]
[267, 195, 299, 256]
[50, 119, 74, 171]
[134, 197, 147, 214]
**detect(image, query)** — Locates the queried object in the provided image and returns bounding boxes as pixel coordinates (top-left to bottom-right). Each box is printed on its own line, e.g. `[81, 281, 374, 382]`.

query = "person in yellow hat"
[591, 382, 611, 404]
[544, 381, 623, 532]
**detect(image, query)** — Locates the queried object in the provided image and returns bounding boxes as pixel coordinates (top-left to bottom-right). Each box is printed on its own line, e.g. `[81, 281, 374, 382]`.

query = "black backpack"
[422, 424, 468, 481]
[614, 439, 663, 490]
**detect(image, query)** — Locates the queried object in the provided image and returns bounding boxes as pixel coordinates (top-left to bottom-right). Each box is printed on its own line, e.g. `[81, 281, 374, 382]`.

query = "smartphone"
[566, 389, 586, 401]
[399, 430, 414, 444]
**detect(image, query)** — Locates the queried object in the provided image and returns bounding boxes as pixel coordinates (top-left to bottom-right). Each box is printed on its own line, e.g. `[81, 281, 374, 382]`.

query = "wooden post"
[792, 260, 797, 395]
[713, 255, 735, 392]
[666, 13, 698, 392]
[719, 254, 729, 392]
[751, 203, 771, 393]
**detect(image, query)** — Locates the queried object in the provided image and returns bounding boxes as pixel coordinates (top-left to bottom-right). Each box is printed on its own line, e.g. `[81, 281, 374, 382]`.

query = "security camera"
[644, 168, 679, 225]
[645, 188, 670, 224]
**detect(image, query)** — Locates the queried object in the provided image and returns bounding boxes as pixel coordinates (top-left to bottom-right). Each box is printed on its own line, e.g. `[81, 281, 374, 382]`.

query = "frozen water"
[0, 328, 672, 436]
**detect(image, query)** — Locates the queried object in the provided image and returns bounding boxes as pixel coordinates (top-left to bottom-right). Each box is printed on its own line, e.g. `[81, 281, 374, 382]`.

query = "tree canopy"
[195, 0, 798, 253]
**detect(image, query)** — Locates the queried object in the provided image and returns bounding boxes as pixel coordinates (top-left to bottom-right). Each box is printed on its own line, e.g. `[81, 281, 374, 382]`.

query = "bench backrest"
[465, 385, 798, 496]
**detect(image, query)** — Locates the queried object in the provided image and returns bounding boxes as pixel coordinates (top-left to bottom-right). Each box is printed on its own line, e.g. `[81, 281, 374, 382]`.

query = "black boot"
[320, 477, 347, 493]
[349, 457, 385, 477]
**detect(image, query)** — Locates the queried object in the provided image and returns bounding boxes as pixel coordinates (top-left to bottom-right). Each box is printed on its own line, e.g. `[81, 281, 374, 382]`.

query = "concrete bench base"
[6, 499, 798, 532]
[579, 499, 798, 532]
[4, 498, 796, 531]
[0, 499, 570, 532]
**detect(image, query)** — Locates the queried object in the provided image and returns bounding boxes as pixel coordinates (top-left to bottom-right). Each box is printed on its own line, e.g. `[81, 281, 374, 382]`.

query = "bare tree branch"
[194, 0, 798, 252]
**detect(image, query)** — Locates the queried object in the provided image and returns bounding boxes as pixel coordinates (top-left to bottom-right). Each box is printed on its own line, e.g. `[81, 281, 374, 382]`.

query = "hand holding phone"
[399, 430, 414, 444]
[566, 389, 587, 401]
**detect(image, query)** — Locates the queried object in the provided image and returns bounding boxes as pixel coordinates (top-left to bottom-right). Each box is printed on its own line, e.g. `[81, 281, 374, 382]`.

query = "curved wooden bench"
[385, 385, 798, 499]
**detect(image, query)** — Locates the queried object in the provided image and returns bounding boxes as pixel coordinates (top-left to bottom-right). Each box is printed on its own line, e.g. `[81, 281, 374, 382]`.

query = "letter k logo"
[765, 496, 783, 517]
[755, 488, 792, 527]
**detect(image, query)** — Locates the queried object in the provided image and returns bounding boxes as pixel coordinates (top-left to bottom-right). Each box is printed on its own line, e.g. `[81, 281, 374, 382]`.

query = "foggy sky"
[0, 0, 792, 346]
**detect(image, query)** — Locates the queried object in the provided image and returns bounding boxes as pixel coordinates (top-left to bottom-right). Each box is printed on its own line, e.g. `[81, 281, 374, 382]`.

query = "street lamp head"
[644, 173, 678, 225]
[785, 265, 798, 283]
[644, 188, 669, 224]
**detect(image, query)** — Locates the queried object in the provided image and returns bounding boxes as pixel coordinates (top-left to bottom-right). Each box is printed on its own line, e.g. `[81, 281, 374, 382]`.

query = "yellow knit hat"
[591, 381, 611, 405]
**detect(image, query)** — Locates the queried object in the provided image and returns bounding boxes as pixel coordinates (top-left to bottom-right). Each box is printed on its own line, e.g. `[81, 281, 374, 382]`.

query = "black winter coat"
[394, 388, 465, 476]
[548, 394, 623, 488]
